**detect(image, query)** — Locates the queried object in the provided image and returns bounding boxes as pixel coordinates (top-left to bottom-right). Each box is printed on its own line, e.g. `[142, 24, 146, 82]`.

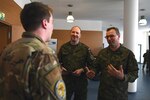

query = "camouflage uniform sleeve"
[86, 49, 101, 75]
[85, 48, 96, 71]
[123, 51, 139, 82]
[57, 46, 63, 66]
[92, 53, 102, 74]
[30, 50, 66, 100]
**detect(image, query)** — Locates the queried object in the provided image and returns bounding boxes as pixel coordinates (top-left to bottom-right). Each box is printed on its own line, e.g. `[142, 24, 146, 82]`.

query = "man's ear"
[118, 34, 120, 38]
[79, 33, 81, 38]
[41, 19, 47, 29]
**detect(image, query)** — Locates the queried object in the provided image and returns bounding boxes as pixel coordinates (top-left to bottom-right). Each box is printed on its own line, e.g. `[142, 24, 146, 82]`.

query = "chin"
[109, 43, 115, 47]
[71, 39, 76, 42]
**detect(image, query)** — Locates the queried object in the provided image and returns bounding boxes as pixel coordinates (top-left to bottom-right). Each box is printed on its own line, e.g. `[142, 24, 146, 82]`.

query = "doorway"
[0, 20, 12, 54]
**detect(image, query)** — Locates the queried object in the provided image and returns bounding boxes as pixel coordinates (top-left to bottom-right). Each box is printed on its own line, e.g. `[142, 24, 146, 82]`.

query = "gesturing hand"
[107, 64, 124, 80]
[72, 68, 84, 76]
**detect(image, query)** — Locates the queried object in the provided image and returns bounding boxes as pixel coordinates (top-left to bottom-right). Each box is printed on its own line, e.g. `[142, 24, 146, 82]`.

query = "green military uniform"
[58, 41, 95, 100]
[94, 44, 138, 100]
[142, 50, 150, 70]
[0, 32, 66, 100]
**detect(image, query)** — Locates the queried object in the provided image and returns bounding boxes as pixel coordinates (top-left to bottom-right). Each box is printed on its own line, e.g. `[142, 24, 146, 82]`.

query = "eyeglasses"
[105, 35, 116, 39]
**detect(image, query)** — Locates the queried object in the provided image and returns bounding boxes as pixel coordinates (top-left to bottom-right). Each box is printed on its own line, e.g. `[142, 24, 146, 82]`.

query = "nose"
[75, 32, 78, 35]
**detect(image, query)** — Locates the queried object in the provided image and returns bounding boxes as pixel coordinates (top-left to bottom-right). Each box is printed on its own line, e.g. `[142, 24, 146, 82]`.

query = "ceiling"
[30, 0, 150, 30]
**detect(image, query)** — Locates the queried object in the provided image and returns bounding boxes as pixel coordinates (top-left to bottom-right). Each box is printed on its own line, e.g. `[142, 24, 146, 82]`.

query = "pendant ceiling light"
[139, 15, 147, 26]
[67, 11, 74, 23]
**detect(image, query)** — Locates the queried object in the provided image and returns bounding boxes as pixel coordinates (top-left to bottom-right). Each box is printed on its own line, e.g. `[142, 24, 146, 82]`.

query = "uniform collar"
[22, 32, 45, 43]
[107, 43, 122, 52]
[69, 41, 81, 46]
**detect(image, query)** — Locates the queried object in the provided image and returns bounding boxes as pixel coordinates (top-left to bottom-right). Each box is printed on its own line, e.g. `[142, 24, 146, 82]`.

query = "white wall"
[13, 0, 31, 8]
[54, 19, 102, 31]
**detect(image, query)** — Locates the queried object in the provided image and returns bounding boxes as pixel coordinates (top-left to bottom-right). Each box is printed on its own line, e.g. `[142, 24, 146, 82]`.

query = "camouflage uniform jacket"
[0, 32, 66, 100]
[94, 44, 138, 100]
[58, 41, 95, 73]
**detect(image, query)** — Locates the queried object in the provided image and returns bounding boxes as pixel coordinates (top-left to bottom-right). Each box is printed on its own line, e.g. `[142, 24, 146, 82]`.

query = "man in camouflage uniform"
[0, 2, 66, 100]
[142, 49, 149, 70]
[87, 27, 139, 100]
[58, 26, 95, 100]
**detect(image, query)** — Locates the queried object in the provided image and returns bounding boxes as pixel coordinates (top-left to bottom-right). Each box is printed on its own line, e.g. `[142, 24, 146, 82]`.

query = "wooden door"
[0, 20, 12, 54]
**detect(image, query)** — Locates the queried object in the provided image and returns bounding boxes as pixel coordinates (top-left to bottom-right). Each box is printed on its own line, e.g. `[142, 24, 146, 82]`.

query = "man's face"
[105, 29, 120, 47]
[70, 27, 81, 42]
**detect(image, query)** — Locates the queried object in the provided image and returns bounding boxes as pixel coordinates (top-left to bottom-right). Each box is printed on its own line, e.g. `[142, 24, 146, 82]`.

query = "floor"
[87, 64, 150, 100]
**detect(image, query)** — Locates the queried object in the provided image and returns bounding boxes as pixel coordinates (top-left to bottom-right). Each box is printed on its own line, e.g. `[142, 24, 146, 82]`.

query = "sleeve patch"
[55, 79, 66, 99]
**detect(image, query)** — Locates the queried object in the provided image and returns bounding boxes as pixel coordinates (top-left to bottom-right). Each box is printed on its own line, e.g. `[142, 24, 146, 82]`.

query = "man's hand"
[72, 68, 84, 76]
[85, 67, 95, 79]
[107, 64, 124, 80]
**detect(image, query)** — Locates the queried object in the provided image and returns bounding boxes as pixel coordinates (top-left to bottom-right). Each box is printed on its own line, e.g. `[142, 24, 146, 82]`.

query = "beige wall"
[12, 25, 24, 42]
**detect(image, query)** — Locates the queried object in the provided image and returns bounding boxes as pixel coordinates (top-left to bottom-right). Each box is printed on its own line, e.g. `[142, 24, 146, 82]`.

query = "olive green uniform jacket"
[58, 41, 95, 100]
[0, 32, 66, 100]
[94, 44, 138, 100]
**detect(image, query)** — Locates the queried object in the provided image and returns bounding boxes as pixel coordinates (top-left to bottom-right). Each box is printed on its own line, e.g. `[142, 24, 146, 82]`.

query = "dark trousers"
[63, 74, 88, 100]
[142, 60, 150, 70]
[142, 60, 147, 69]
